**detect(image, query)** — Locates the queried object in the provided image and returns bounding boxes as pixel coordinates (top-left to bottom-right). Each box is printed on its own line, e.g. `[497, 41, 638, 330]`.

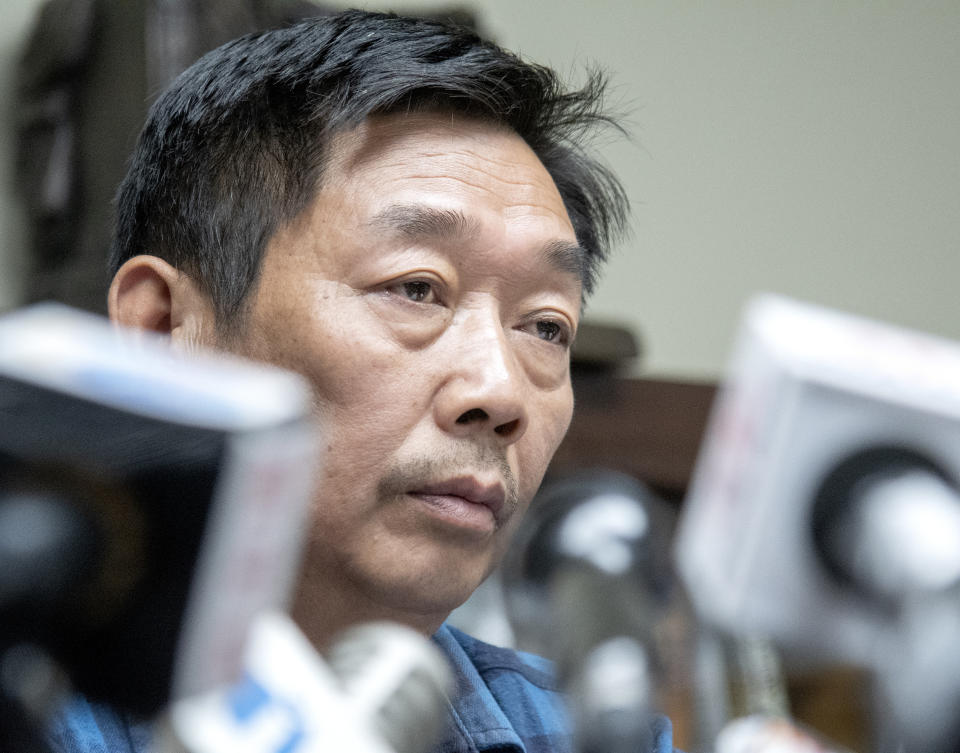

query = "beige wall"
[3, 1, 959, 379]
[410, 0, 960, 380]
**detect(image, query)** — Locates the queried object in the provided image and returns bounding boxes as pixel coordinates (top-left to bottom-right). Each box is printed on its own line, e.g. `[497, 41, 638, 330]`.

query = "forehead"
[321, 112, 578, 245]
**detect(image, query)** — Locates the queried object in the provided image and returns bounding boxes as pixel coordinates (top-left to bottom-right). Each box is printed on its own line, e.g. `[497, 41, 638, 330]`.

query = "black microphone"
[502, 470, 676, 753]
[0, 304, 318, 734]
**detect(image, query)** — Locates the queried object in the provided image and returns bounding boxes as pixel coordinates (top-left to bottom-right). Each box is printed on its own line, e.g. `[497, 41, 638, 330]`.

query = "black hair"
[111, 9, 629, 330]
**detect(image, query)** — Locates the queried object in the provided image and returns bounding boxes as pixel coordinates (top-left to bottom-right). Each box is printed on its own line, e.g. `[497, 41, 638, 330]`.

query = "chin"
[361, 555, 492, 621]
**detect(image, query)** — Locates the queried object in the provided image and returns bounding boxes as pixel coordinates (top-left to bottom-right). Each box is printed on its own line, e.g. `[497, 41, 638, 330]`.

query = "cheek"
[249, 298, 403, 405]
[517, 386, 574, 490]
[542, 382, 575, 447]
[312, 348, 432, 475]
[318, 338, 430, 426]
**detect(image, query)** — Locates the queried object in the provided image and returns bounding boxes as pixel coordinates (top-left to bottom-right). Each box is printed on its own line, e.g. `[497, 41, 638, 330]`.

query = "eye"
[531, 319, 572, 346]
[388, 279, 442, 305]
[537, 321, 562, 342]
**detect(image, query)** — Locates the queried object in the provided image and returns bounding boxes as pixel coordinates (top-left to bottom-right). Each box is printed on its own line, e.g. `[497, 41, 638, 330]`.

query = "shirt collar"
[432, 624, 525, 752]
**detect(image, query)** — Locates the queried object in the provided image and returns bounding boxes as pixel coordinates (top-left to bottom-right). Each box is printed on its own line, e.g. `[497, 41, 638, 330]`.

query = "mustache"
[377, 446, 520, 522]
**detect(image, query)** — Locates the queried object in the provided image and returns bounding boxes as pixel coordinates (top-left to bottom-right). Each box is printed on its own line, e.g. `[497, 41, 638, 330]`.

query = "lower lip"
[410, 493, 497, 533]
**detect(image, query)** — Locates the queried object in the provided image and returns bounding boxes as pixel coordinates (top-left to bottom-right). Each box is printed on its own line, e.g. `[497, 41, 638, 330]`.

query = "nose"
[434, 310, 529, 445]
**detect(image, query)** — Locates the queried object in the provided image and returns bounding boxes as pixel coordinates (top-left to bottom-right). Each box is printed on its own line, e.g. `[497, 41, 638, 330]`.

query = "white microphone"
[165, 612, 454, 753]
[675, 294, 960, 751]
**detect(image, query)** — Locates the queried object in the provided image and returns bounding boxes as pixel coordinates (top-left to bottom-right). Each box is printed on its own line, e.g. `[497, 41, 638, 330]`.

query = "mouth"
[408, 476, 508, 532]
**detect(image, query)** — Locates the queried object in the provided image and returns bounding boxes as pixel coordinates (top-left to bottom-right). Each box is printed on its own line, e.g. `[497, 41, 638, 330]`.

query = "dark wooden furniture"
[551, 372, 717, 503]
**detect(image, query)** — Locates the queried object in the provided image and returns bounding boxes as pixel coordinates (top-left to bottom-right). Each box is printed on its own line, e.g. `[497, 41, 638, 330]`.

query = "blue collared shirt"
[46, 624, 675, 753]
[432, 624, 675, 753]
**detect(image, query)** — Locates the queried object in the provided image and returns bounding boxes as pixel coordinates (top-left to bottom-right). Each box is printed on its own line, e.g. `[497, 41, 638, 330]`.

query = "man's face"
[224, 112, 582, 623]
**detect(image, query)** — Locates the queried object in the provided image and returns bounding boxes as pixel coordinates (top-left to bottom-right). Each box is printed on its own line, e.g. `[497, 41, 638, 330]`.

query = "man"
[50, 9, 675, 753]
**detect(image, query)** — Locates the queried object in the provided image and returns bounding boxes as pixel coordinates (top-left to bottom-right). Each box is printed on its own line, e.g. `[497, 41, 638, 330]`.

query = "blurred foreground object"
[165, 613, 453, 753]
[715, 715, 849, 753]
[0, 304, 317, 742]
[676, 294, 960, 752]
[503, 470, 676, 753]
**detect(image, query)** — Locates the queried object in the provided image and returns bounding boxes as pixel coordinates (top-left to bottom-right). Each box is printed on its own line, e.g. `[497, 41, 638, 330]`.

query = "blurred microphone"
[502, 470, 676, 753]
[715, 715, 850, 753]
[675, 294, 960, 752]
[812, 445, 960, 603]
[0, 304, 318, 740]
[166, 613, 454, 753]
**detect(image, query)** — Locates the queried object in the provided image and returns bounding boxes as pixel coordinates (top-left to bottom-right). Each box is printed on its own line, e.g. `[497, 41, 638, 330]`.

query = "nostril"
[453, 409, 522, 438]
[456, 408, 488, 425]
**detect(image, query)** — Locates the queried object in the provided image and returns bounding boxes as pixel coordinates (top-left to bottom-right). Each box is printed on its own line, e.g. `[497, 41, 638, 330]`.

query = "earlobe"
[108, 255, 215, 346]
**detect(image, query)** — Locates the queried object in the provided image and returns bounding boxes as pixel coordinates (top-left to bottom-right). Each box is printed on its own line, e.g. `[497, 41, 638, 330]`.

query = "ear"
[108, 255, 216, 347]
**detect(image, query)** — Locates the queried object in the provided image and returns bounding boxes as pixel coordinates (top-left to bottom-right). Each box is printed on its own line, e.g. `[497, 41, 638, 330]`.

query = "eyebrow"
[541, 239, 587, 284]
[368, 203, 587, 284]
[368, 204, 480, 241]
